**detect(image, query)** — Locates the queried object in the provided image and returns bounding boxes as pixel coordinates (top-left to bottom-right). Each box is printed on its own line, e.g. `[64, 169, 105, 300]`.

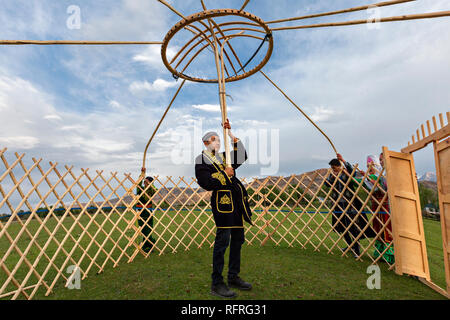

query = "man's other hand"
[222, 118, 231, 130]
[224, 167, 234, 177]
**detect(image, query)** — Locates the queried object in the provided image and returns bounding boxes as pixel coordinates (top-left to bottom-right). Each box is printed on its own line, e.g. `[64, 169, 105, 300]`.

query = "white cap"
[202, 131, 219, 142]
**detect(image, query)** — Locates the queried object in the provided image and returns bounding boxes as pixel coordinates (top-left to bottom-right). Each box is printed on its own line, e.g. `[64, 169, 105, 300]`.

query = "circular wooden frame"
[161, 9, 274, 83]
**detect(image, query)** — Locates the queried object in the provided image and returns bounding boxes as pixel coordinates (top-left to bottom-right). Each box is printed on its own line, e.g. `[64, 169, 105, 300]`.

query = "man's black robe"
[195, 140, 252, 228]
[325, 161, 375, 238]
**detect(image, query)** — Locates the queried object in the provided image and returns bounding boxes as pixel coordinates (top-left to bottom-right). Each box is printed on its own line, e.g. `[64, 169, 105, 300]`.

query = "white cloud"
[0, 136, 39, 149]
[133, 46, 162, 66]
[192, 104, 236, 113]
[60, 125, 84, 131]
[66, 136, 132, 153]
[309, 106, 342, 123]
[129, 78, 178, 94]
[132, 45, 178, 70]
[1, 0, 450, 179]
[192, 104, 220, 112]
[234, 119, 269, 126]
[109, 101, 122, 109]
[44, 114, 62, 121]
[0, 74, 57, 127]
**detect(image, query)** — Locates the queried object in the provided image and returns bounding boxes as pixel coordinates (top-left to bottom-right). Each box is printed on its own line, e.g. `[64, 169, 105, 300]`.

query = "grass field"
[35, 241, 445, 300]
[0, 209, 446, 300]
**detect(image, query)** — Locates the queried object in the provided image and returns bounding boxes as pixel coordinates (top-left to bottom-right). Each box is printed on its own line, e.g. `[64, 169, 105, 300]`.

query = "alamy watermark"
[366, 265, 381, 289]
[67, 5, 81, 30]
[167, 119, 280, 176]
[66, 265, 81, 290]
[367, 5, 381, 30]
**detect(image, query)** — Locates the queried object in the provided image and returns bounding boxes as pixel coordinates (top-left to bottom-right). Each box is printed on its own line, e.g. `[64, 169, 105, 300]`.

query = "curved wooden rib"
[199, 0, 239, 75]
[173, 25, 264, 72]
[170, 23, 265, 66]
[209, 19, 247, 73]
[179, 34, 265, 78]
[157, 0, 219, 61]
[161, 8, 273, 83]
[201, 15, 236, 77]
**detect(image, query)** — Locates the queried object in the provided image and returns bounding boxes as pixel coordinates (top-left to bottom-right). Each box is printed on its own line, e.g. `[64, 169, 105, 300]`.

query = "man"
[325, 153, 363, 258]
[195, 119, 252, 298]
[136, 170, 158, 253]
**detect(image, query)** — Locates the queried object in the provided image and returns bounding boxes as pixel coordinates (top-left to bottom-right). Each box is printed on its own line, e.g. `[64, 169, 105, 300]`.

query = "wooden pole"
[157, 0, 186, 19]
[205, 16, 233, 167]
[240, 0, 251, 12]
[260, 70, 338, 155]
[271, 10, 450, 31]
[218, 47, 231, 167]
[216, 34, 244, 167]
[142, 80, 186, 173]
[266, 0, 415, 24]
[0, 40, 162, 45]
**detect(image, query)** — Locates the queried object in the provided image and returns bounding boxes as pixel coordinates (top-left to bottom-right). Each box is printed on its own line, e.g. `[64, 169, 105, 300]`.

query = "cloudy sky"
[1, 0, 449, 180]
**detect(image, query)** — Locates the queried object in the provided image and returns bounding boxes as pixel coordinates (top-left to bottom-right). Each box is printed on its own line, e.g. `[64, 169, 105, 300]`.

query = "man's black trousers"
[212, 228, 245, 286]
[138, 208, 155, 249]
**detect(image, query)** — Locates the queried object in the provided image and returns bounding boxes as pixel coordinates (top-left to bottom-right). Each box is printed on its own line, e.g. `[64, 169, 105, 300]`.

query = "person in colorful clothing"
[195, 119, 252, 298]
[136, 170, 158, 253]
[366, 154, 394, 263]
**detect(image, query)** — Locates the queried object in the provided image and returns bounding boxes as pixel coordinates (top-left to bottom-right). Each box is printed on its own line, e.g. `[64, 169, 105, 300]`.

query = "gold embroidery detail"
[219, 194, 232, 205]
[212, 172, 226, 186]
[204, 151, 225, 170]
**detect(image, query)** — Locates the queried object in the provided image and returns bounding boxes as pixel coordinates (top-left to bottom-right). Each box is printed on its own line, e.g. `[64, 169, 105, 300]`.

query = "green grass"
[0, 209, 447, 300]
[423, 218, 446, 290]
[37, 244, 445, 300]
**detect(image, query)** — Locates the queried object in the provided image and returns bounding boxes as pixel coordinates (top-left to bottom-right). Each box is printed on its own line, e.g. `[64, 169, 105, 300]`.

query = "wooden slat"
[402, 124, 449, 153]
[0, 147, 406, 299]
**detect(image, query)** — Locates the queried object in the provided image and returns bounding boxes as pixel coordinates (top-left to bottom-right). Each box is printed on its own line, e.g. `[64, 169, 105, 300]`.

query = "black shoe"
[353, 247, 360, 258]
[211, 283, 237, 298]
[341, 247, 359, 258]
[228, 276, 252, 291]
[143, 246, 153, 253]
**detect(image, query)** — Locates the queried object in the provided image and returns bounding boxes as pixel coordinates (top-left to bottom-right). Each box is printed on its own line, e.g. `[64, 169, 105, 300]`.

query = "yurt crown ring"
[161, 9, 274, 83]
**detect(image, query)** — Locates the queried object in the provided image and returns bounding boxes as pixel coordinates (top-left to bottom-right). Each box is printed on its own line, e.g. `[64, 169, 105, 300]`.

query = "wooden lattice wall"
[0, 147, 395, 300]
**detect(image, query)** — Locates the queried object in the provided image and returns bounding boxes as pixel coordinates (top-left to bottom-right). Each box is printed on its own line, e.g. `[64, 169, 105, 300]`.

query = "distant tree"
[37, 206, 49, 218]
[197, 200, 208, 207]
[418, 184, 439, 210]
[159, 201, 170, 209]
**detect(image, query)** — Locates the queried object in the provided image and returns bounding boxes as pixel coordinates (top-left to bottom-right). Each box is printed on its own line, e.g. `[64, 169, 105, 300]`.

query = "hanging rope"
[236, 33, 272, 74]
[141, 79, 186, 175]
[260, 70, 338, 155]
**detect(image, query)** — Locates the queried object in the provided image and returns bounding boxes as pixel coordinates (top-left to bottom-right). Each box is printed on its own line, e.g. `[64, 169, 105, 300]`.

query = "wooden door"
[434, 137, 450, 293]
[383, 147, 430, 280]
